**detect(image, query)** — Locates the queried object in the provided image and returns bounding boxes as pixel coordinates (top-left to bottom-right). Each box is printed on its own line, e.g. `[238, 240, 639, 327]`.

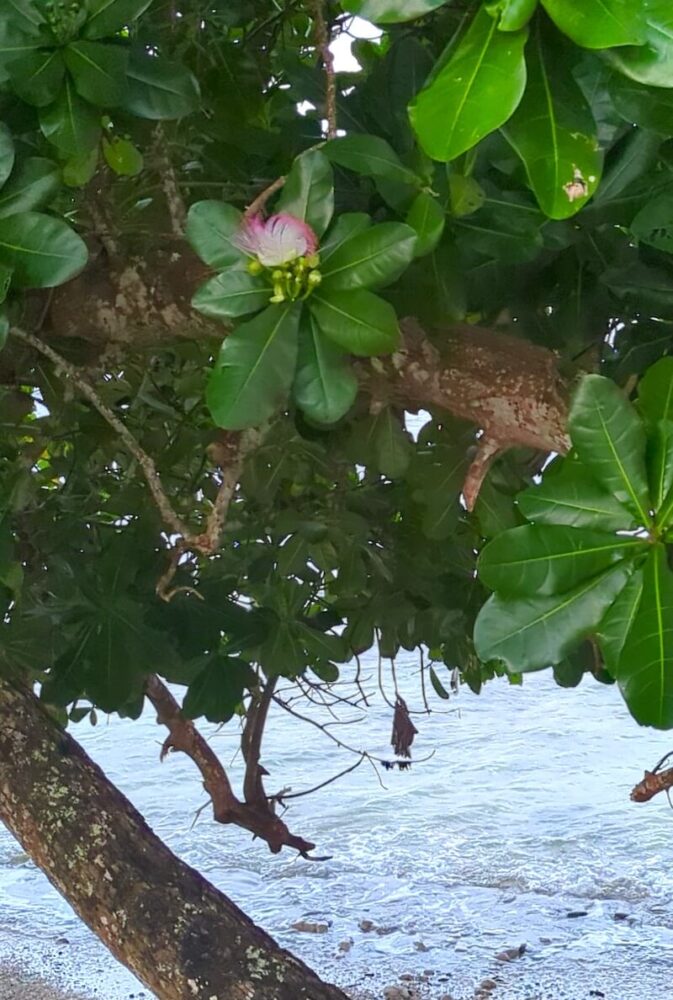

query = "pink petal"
[232, 212, 318, 266]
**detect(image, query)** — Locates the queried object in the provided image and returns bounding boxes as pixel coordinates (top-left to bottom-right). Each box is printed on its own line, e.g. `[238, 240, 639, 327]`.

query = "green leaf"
[553, 640, 593, 688]
[321, 222, 417, 291]
[631, 195, 673, 254]
[639, 357, 673, 425]
[486, 0, 538, 32]
[292, 313, 357, 424]
[0, 157, 60, 219]
[455, 195, 544, 262]
[409, 7, 528, 162]
[0, 125, 14, 189]
[592, 128, 661, 206]
[372, 407, 412, 478]
[102, 136, 143, 176]
[610, 76, 673, 136]
[474, 561, 633, 671]
[320, 213, 371, 262]
[62, 146, 98, 187]
[39, 79, 101, 155]
[309, 289, 400, 357]
[607, 3, 673, 87]
[0, 16, 39, 83]
[192, 268, 270, 319]
[596, 565, 643, 673]
[405, 192, 445, 256]
[347, 0, 450, 23]
[502, 23, 602, 219]
[517, 455, 635, 530]
[569, 374, 651, 525]
[4, 1, 44, 34]
[206, 303, 300, 430]
[183, 655, 255, 724]
[429, 664, 450, 699]
[123, 49, 200, 120]
[615, 546, 673, 728]
[185, 201, 244, 269]
[64, 40, 128, 107]
[84, 0, 154, 40]
[299, 624, 349, 664]
[449, 174, 486, 217]
[647, 420, 673, 513]
[478, 524, 644, 596]
[276, 149, 334, 239]
[0, 212, 88, 288]
[310, 660, 340, 683]
[540, 0, 646, 48]
[324, 134, 420, 187]
[9, 49, 65, 107]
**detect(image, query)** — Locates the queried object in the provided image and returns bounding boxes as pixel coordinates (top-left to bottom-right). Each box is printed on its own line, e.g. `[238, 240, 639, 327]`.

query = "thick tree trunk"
[0, 678, 349, 1000]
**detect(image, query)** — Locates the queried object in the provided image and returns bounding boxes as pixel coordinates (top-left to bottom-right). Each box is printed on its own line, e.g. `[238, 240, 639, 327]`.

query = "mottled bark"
[0, 677, 349, 1000]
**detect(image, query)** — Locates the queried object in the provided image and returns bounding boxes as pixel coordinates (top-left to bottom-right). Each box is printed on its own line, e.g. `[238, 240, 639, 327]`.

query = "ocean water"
[1, 666, 673, 999]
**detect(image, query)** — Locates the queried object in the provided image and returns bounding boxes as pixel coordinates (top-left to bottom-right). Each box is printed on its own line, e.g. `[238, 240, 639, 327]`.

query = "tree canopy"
[1, 0, 673, 861]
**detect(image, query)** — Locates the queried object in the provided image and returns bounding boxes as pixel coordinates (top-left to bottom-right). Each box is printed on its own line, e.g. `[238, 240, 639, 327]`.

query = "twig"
[245, 175, 286, 218]
[271, 755, 365, 802]
[10, 327, 191, 539]
[311, 0, 337, 140]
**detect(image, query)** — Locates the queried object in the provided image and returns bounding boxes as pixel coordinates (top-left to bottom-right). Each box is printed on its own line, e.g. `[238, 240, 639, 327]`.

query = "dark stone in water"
[566, 910, 589, 918]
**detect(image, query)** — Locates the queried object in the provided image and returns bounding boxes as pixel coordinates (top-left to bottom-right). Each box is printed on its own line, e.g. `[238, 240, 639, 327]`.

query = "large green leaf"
[502, 24, 601, 219]
[639, 357, 673, 425]
[615, 546, 673, 728]
[123, 49, 200, 119]
[517, 455, 635, 530]
[540, 0, 646, 48]
[324, 134, 420, 187]
[192, 269, 270, 319]
[0, 16, 39, 83]
[610, 76, 673, 136]
[409, 6, 528, 162]
[0, 157, 60, 219]
[185, 201, 244, 269]
[0, 125, 14, 189]
[9, 49, 65, 107]
[486, 0, 538, 32]
[320, 222, 417, 291]
[591, 129, 661, 206]
[372, 407, 412, 478]
[206, 303, 300, 429]
[478, 523, 644, 596]
[596, 566, 643, 674]
[84, 0, 154, 40]
[0, 212, 88, 287]
[474, 561, 633, 671]
[347, 0, 450, 23]
[569, 374, 651, 525]
[309, 289, 400, 356]
[607, 3, 673, 87]
[405, 191, 445, 257]
[64, 40, 128, 107]
[320, 213, 371, 262]
[292, 314, 358, 424]
[182, 655, 255, 724]
[631, 195, 673, 254]
[647, 420, 673, 513]
[39, 79, 100, 155]
[276, 149, 334, 239]
[454, 195, 544, 262]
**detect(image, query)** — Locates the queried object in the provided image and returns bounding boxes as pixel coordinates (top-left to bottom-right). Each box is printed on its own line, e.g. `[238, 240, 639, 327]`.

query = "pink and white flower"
[233, 213, 318, 267]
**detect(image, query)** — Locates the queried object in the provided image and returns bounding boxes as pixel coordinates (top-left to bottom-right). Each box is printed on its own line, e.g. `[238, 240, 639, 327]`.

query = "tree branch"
[311, 0, 337, 139]
[144, 674, 316, 856]
[631, 752, 673, 803]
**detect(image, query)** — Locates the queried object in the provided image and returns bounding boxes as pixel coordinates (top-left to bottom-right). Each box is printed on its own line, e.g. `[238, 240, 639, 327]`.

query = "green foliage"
[4, 0, 673, 771]
[476, 365, 673, 729]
